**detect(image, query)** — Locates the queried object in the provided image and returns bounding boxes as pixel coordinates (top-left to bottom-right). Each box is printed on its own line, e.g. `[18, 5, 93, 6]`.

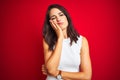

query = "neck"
[62, 29, 68, 39]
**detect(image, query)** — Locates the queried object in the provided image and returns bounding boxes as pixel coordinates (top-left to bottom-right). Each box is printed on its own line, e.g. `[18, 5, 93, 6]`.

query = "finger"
[42, 66, 47, 71]
[42, 70, 47, 75]
[49, 20, 57, 30]
[42, 69, 47, 73]
[43, 72, 47, 75]
[42, 64, 45, 67]
[53, 21, 60, 30]
[42, 68, 46, 72]
[42, 68, 47, 75]
[42, 71, 47, 74]
[42, 65, 45, 69]
[49, 20, 58, 30]
[42, 68, 47, 71]
[42, 64, 46, 69]
[41, 65, 47, 72]
[41, 68, 45, 71]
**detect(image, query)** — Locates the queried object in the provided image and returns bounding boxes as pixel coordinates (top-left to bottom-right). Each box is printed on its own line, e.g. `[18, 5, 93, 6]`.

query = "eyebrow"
[50, 12, 63, 18]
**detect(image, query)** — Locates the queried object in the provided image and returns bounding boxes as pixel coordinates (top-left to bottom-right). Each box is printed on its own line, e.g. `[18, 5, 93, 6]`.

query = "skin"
[49, 8, 68, 38]
[42, 8, 92, 80]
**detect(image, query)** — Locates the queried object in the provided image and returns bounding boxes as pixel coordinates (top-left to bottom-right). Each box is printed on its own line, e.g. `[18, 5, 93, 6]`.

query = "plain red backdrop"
[0, 0, 120, 80]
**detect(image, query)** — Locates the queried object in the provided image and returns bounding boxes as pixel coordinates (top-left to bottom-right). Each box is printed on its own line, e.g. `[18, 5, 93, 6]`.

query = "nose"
[56, 16, 61, 22]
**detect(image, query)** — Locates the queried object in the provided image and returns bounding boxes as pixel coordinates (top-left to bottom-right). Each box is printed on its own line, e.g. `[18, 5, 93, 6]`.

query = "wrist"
[58, 37, 63, 42]
[56, 70, 63, 79]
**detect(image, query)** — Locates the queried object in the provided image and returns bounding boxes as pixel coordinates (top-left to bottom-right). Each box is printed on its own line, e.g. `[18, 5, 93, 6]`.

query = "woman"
[42, 4, 92, 80]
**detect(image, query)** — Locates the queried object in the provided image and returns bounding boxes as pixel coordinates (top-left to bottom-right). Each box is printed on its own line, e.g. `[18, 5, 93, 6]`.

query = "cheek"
[64, 18, 68, 26]
[63, 16, 67, 21]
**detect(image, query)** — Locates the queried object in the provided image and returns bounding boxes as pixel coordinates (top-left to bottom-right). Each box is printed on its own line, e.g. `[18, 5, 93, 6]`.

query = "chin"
[60, 25, 67, 30]
[61, 28, 67, 31]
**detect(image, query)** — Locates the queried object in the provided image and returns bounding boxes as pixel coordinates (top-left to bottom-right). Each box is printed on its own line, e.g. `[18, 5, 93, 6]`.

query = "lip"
[57, 22, 64, 25]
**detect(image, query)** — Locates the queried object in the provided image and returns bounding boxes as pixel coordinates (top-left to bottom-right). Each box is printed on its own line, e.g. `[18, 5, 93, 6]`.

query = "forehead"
[49, 8, 62, 16]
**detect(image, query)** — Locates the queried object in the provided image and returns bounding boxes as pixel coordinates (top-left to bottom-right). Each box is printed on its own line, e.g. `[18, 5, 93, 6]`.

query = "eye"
[51, 17, 56, 20]
[59, 13, 64, 16]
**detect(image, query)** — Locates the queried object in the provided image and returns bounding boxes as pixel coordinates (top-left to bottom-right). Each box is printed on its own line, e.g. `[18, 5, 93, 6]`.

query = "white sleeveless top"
[46, 35, 83, 80]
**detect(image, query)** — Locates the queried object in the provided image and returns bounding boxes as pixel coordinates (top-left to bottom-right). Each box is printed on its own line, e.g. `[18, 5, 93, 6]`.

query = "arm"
[43, 20, 64, 76]
[43, 38, 63, 76]
[61, 37, 92, 80]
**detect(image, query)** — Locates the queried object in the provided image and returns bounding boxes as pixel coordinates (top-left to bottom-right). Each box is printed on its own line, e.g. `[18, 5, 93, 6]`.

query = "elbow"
[45, 63, 59, 76]
[84, 76, 92, 80]
[47, 69, 59, 77]
[83, 73, 92, 80]
[46, 65, 58, 76]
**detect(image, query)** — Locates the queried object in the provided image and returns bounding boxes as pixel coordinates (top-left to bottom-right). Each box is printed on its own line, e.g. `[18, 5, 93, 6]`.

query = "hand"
[49, 20, 64, 40]
[41, 64, 47, 75]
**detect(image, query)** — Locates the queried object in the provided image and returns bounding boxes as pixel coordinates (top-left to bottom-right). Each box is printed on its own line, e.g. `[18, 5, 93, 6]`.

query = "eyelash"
[60, 14, 64, 16]
[51, 14, 64, 20]
[51, 17, 55, 20]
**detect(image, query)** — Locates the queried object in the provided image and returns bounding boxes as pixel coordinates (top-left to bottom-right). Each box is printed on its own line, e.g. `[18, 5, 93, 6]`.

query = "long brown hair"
[43, 4, 79, 50]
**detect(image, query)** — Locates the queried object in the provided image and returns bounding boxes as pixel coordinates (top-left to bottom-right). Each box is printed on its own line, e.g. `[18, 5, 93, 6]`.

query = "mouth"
[57, 22, 64, 25]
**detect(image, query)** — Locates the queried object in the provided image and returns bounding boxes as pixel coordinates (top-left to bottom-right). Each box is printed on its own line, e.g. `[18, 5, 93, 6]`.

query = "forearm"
[46, 38, 63, 76]
[61, 71, 92, 80]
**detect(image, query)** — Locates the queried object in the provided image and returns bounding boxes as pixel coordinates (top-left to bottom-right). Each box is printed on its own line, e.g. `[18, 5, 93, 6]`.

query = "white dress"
[46, 35, 83, 80]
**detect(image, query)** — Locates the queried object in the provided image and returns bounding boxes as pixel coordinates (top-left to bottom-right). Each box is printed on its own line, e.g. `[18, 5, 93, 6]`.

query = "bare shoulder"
[82, 36, 89, 45]
[43, 38, 53, 56]
[81, 36, 89, 55]
[43, 38, 46, 44]
[43, 38, 49, 50]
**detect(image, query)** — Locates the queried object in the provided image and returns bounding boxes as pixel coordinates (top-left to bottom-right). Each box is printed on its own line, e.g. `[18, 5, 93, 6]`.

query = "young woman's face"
[49, 8, 68, 30]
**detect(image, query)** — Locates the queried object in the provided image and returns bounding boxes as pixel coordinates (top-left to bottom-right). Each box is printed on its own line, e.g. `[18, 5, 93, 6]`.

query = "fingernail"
[49, 20, 52, 22]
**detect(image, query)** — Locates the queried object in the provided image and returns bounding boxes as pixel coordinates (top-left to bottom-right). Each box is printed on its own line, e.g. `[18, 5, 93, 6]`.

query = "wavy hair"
[42, 4, 79, 50]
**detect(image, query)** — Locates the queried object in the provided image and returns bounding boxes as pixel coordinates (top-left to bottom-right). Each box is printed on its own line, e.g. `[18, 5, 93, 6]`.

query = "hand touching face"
[49, 8, 68, 31]
[49, 19, 64, 39]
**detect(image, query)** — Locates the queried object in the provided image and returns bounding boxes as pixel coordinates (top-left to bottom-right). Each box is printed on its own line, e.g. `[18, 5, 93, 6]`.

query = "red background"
[0, 0, 120, 80]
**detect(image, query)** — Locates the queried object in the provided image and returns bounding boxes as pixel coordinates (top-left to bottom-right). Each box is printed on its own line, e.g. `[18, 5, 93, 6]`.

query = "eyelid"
[59, 12, 64, 15]
[59, 14, 64, 16]
[50, 12, 63, 17]
[50, 13, 64, 20]
[50, 16, 56, 20]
